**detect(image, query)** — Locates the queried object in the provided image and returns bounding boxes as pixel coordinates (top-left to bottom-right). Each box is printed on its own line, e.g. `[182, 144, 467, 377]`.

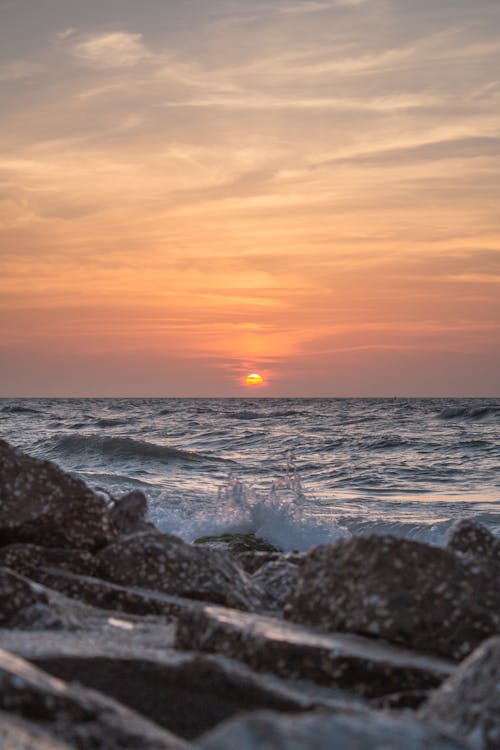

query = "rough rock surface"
[0, 544, 98, 578]
[0, 439, 115, 550]
[446, 519, 500, 563]
[98, 531, 263, 611]
[1, 631, 369, 740]
[285, 534, 500, 659]
[175, 605, 454, 699]
[237, 551, 305, 575]
[110, 490, 155, 536]
[0, 710, 74, 750]
[420, 636, 500, 750]
[0, 567, 77, 630]
[0, 647, 187, 749]
[195, 709, 470, 750]
[252, 561, 299, 613]
[30, 566, 204, 619]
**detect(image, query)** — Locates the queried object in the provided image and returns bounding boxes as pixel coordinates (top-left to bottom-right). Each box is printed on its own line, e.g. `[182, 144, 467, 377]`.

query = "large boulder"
[0, 648, 186, 748]
[195, 709, 469, 750]
[420, 636, 500, 750]
[98, 531, 263, 611]
[0, 567, 76, 630]
[175, 605, 454, 699]
[446, 519, 500, 564]
[0, 439, 115, 550]
[30, 566, 203, 620]
[0, 544, 98, 578]
[2, 631, 367, 741]
[285, 535, 500, 659]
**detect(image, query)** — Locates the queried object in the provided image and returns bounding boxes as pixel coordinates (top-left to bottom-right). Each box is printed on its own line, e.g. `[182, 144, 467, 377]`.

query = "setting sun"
[245, 373, 264, 386]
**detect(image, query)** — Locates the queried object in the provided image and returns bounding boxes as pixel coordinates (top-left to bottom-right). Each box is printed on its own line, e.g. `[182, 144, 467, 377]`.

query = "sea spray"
[150, 452, 350, 551]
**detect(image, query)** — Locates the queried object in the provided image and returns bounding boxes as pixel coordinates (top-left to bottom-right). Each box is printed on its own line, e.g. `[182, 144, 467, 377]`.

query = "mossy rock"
[193, 532, 279, 554]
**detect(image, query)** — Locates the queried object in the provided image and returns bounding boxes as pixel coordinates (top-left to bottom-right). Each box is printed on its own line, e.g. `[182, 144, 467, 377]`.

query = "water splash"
[151, 451, 350, 551]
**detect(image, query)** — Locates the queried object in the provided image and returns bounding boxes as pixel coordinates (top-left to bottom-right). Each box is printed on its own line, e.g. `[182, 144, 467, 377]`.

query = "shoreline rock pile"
[0, 437, 498, 749]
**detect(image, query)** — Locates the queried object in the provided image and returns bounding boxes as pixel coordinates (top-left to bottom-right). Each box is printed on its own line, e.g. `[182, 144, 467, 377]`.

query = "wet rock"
[175, 605, 454, 699]
[110, 490, 155, 536]
[0, 648, 187, 748]
[446, 519, 500, 564]
[285, 534, 500, 660]
[30, 566, 204, 619]
[420, 636, 500, 750]
[194, 532, 279, 554]
[2, 631, 366, 740]
[236, 551, 285, 574]
[252, 561, 299, 613]
[0, 439, 115, 550]
[0, 710, 74, 750]
[0, 544, 98, 578]
[195, 709, 469, 750]
[0, 567, 75, 630]
[98, 531, 263, 611]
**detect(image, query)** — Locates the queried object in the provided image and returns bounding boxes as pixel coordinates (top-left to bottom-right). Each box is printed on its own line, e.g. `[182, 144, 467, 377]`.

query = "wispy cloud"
[0, 60, 44, 81]
[72, 31, 150, 69]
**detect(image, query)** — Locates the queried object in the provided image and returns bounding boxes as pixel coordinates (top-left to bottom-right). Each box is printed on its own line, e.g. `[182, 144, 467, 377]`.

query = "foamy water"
[1, 398, 499, 550]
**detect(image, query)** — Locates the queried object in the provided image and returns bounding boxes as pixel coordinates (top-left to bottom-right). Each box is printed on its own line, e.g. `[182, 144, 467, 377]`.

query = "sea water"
[1, 398, 499, 551]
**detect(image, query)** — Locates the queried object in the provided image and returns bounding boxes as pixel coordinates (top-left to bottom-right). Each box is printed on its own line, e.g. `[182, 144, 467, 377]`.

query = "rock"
[110, 490, 155, 536]
[252, 561, 299, 613]
[237, 550, 305, 574]
[0, 567, 76, 630]
[195, 709, 469, 750]
[30, 566, 203, 620]
[0, 544, 98, 578]
[1, 631, 367, 740]
[175, 604, 454, 699]
[194, 532, 279, 554]
[285, 535, 500, 660]
[420, 636, 500, 750]
[447, 519, 500, 564]
[0, 439, 115, 550]
[98, 531, 263, 611]
[0, 710, 74, 750]
[0, 648, 187, 748]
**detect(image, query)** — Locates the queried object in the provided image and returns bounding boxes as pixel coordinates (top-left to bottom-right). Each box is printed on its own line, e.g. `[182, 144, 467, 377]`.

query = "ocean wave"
[43, 433, 229, 465]
[225, 409, 303, 421]
[95, 418, 131, 428]
[1, 404, 41, 415]
[363, 434, 409, 450]
[438, 405, 500, 420]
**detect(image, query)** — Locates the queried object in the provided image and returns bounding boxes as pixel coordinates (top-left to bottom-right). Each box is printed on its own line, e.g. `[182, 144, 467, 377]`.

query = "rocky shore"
[0, 436, 499, 749]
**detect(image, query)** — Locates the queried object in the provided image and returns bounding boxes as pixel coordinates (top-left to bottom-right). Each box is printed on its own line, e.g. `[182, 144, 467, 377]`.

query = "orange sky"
[1, 0, 499, 396]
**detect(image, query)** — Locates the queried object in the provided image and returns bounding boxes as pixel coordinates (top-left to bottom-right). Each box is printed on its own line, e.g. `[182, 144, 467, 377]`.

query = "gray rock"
[0, 544, 98, 578]
[447, 520, 500, 564]
[420, 636, 500, 750]
[30, 566, 204, 620]
[237, 551, 304, 575]
[110, 490, 155, 536]
[98, 531, 263, 611]
[2, 631, 367, 740]
[0, 567, 76, 630]
[175, 604, 454, 699]
[285, 535, 500, 660]
[252, 561, 299, 613]
[0, 648, 187, 749]
[195, 709, 470, 750]
[0, 710, 74, 750]
[0, 439, 115, 550]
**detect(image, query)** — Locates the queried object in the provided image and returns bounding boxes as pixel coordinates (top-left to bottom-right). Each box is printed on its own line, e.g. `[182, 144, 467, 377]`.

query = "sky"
[0, 0, 499, 397]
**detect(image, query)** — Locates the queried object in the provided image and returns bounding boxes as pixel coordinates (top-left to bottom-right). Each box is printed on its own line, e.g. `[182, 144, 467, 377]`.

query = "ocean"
[1, 397, 499, 551]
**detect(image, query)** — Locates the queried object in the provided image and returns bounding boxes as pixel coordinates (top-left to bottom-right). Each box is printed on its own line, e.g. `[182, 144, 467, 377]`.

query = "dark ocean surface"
[1, 397, 499, 551]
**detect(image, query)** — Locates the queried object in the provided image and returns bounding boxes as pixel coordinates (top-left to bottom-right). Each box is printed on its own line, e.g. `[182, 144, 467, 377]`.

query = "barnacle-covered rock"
[0, 439, 115, 551]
